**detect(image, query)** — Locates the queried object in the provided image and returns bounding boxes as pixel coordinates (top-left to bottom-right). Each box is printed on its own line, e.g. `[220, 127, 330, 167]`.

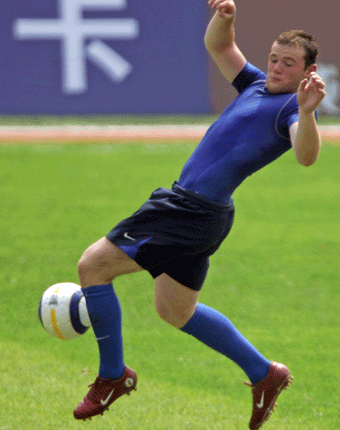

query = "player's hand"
[208, 0, 236, 19]
[297, 72, 326, 114]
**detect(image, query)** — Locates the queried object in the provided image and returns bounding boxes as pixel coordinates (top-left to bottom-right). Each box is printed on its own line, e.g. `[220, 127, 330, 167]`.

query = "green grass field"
[1, 138, 339, 430]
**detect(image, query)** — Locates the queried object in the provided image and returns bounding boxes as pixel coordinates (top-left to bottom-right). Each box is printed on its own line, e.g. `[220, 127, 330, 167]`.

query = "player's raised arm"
[205, 0, 246, 83]
[289, 71, 326, 166]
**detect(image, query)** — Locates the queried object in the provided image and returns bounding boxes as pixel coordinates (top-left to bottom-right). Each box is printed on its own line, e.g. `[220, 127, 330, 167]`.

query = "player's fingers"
[218, 10, 231, 18]
[209, 0, 233, 9]
[299, 77, 308, 91]
[309, 76, 325, 91]
[307, 71, 317, 77]
[315, 82, 326, 91]
[211, 1, 227, 9]
[218, 0, 233, 6]
[314, 77, 325, 88]
[208, 0, 223, 7]
[308, 72, 325, 85]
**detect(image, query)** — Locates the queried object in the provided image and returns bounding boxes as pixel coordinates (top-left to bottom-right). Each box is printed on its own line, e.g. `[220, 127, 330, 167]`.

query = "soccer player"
[73, 1, 326, 428]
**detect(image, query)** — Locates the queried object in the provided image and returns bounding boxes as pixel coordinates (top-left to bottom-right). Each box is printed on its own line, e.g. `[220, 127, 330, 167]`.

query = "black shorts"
[106, 182, 235, 291]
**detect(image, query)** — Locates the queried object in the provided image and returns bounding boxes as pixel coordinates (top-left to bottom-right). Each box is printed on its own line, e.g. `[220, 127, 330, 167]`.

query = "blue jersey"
[178, 62, 300, 203]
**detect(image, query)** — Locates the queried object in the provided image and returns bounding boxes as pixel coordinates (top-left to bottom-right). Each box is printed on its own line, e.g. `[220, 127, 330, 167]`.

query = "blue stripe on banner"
[70, 290, 89, 334]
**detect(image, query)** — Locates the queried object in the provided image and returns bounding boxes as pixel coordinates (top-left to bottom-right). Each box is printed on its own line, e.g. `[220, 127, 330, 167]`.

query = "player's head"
[275, 30, 318, 69]
[265, 30, 318, 94]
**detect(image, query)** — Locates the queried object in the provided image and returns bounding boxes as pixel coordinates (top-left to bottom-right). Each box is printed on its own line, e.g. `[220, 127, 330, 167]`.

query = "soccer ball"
[38, 282, 91, 340]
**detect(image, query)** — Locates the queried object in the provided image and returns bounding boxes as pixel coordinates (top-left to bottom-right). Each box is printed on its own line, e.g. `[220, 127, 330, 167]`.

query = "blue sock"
[82, 284, 125, 380]
[181, 303, 270, 384]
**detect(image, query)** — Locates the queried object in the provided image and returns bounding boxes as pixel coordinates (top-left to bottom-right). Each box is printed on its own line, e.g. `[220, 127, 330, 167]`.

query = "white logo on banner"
[13, 0, 139, 94]
[317, 63, 340, 115]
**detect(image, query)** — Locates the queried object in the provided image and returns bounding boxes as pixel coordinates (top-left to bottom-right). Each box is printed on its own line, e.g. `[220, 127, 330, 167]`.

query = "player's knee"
[77, 243, 112, 287]
[77, 250, 96, 285]
[77, 251, 91, 280]
[155, 300, 192, 329]
[154, 300, 169, 323]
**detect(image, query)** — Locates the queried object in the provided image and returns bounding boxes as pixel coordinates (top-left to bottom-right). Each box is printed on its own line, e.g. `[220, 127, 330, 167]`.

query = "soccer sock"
[181, 303, 270, 384]
[82, 283, 125, 380]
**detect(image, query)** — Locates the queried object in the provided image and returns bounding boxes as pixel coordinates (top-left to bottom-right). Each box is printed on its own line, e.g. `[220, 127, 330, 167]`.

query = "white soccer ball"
[39, 282, 91, 340]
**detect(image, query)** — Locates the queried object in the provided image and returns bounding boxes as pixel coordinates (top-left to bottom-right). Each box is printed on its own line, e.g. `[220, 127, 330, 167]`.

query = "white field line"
[0, 124, 339, 142]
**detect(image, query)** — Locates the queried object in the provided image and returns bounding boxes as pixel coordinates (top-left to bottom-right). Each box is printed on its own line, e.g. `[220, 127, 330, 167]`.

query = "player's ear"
[305, 63, 317, 77]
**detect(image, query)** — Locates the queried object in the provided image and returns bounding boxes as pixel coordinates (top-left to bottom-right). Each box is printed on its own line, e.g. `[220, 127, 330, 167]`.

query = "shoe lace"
[88, 376, 110, 388]
[86, 377, 108, 403]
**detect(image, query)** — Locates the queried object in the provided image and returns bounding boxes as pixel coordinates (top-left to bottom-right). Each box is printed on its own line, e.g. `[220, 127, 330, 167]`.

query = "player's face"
[265, 42, 311, 94]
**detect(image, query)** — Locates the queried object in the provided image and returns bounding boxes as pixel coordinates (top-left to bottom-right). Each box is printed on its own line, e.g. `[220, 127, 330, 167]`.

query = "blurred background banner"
[1, 0, 339, 115]
[1, 0, 209, 115]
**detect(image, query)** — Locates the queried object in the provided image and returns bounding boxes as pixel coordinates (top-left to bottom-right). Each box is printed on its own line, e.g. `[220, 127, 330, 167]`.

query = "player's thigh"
[154, 273, 200, 328]
[78, 237, 143, 281]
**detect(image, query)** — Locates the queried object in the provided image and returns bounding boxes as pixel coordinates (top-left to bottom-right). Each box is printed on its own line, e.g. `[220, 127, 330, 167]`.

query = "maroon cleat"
[245, 362, 293, 429]
[74, 366, 137, 420]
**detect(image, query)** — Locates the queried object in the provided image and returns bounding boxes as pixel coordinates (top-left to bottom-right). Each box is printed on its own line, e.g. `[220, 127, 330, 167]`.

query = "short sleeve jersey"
[178, 62, 300, 203]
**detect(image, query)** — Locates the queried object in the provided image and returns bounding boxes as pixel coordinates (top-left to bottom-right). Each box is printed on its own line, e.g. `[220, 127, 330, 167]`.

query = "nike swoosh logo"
[100, 389, 115, 406]
[124, 232, 136, 241]
[96, 335, 110, 341]
[256, 391, 265, 409]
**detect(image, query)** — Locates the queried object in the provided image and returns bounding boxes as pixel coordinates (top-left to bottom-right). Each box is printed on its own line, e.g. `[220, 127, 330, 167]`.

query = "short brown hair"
[275, 30, 318, 69]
